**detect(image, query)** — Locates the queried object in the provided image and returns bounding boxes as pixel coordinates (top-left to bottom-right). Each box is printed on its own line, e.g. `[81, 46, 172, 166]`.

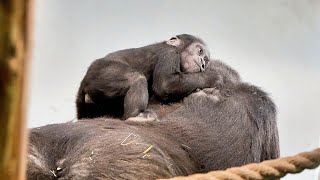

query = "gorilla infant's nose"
[200, 58, 205, 71]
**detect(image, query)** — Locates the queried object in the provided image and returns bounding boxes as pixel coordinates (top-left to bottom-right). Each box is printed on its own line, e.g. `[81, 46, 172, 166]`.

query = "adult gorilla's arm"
[238, 83, 280, 160]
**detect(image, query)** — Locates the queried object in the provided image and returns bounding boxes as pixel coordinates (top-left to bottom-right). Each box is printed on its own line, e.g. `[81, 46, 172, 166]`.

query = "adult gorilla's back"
[27, 61, 279, 179]
[28, 120, 197, 179]
[162, 82, 279, 172]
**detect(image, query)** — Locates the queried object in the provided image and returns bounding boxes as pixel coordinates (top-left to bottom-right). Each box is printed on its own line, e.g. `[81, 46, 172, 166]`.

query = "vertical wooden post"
[0, 0, 33, 179]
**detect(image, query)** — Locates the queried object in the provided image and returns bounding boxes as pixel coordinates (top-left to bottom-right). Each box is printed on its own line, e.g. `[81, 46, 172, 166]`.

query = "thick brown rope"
[165, 148, 320, 180]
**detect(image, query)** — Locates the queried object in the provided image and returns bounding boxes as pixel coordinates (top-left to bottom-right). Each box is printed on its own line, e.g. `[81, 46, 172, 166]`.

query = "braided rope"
[165, 148, 320, 180]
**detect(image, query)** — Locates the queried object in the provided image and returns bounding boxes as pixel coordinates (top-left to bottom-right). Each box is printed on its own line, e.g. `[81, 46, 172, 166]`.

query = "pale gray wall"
[28, 1, 320, 179]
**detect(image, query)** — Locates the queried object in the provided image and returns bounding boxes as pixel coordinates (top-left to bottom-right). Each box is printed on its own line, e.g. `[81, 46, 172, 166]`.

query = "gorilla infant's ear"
[166, 36, 182, 47]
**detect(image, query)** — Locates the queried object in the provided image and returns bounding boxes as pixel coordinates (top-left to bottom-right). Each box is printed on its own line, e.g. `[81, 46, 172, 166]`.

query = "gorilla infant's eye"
[199, 48, 203, 55]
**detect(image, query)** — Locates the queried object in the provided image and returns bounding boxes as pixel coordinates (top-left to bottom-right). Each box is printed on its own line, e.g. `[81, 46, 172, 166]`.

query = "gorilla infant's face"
[180, 42, 210, 73]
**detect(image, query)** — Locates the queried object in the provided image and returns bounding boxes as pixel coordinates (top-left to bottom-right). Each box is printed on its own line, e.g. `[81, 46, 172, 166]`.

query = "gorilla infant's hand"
[127, 109, 159, 122]
[192, 88, 224, 104]
[203, 59, 242, 89]
[203, 68, 224, 88]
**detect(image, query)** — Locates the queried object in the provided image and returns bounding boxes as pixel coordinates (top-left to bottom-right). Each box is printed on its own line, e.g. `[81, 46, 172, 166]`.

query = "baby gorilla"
[76, 34, 220, 120]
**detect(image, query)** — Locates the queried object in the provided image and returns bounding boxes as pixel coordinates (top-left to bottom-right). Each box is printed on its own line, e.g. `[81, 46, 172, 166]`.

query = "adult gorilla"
[27, 60, 279, 180]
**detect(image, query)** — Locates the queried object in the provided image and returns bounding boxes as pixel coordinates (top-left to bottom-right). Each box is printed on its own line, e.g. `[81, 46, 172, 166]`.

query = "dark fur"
[27, 60, 279, 179]
[162, 83, 279, 171]
[27, 120, 197, 180]
[76, 34, 219, 120]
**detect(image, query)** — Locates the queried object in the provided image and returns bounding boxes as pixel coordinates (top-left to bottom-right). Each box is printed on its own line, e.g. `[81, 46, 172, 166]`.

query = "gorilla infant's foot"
[84, 93, 94, 104]
[127, 109, 159, 122]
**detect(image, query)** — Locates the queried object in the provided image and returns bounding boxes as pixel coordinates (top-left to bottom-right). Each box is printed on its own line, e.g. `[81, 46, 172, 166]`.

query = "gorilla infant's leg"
[124, 74, 157, 121]
[123, 75, 148, 119]
[82, 63, 157, 120]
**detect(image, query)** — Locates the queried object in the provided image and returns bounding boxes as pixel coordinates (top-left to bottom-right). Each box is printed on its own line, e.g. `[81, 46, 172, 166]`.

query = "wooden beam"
[0, 0, 33, 179]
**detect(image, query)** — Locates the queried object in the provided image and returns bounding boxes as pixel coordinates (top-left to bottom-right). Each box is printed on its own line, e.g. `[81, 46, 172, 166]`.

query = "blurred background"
[27, 1, 320, 179]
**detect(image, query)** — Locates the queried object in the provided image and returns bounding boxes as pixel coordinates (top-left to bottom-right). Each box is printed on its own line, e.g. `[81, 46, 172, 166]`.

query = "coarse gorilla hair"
[27, 60, 279, 179]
